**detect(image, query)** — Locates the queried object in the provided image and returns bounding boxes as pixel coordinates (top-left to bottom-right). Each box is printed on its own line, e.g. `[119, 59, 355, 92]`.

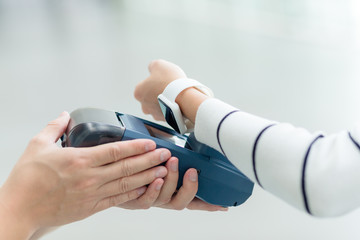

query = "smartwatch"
[157, 78, 213, 134]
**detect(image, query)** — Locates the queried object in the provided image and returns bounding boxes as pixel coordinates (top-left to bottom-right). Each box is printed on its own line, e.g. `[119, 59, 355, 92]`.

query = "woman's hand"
[135, 59, 209, 124]
[134, 59, 187, 121]
[118, 157, 227, 211]
[0, 112, 172, 239]
[133, 60, 225, 212]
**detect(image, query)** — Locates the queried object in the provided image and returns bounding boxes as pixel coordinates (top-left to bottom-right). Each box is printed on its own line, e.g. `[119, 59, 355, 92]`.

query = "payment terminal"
[62, 108, 254, 207]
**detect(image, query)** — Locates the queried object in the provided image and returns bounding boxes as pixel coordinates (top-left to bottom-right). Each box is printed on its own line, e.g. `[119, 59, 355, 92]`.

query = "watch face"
[158, 98, 181, 133]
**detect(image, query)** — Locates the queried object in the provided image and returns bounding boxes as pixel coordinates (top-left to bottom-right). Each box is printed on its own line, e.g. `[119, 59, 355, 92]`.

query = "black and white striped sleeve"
[194, 98, 360, 217]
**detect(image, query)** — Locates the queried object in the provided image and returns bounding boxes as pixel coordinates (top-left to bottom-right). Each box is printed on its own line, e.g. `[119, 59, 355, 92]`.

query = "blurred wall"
[1, 1, 360, 239]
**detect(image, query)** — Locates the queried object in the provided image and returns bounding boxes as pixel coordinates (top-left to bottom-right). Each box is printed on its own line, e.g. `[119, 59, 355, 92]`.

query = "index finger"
[86, 139, 156, 167]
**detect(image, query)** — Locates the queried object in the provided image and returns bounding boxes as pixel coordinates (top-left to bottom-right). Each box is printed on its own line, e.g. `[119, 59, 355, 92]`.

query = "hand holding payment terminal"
[62, 108, 254, 207]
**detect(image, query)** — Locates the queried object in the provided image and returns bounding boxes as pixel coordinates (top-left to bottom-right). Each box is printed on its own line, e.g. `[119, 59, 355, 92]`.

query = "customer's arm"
[135, 59, 360, 217]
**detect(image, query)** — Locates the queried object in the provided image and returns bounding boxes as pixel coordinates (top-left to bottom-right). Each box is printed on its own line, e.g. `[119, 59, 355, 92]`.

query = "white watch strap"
[159, 78, 213, 133]
[161, 78, 214, 102]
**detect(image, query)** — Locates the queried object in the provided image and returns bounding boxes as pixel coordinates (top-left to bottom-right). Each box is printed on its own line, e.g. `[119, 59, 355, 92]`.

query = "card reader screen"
[144, 124, 187, 147]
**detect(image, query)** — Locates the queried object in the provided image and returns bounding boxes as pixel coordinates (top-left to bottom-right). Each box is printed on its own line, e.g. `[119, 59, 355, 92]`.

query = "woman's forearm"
[176, 86, 360, 217]
[191, 97, 360, 217]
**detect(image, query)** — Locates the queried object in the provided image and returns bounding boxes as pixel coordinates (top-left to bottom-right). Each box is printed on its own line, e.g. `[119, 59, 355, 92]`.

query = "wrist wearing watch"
[157, 78, 213, 134]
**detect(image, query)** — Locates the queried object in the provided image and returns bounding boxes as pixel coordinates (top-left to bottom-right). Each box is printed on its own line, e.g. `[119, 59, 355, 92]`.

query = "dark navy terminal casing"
[62, 108, 254, 207]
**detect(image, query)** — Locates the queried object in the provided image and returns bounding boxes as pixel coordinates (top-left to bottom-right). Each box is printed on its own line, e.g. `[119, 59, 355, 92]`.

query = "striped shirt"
[194, 98, 360, 217]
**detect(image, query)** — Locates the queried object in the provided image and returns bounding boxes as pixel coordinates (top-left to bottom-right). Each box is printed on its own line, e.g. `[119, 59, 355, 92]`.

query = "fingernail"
[189, 170, 198, 182]
[145, 142, 156, 152]
[170, 161, 178, 172]
[160, 150, 170, 162]
[155, 167, 167, 178]
[137, 187, 147, 195]
[219, 207, 228, 212]
[155, 181, 164, 191]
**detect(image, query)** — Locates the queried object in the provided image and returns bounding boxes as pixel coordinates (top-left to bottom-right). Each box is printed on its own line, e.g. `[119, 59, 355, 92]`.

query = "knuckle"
[119, 160, 133, 177]
[141, 105, 150, 114]
[117, 178, 130, 193]
[134, 86, 143, 101]
[149, 59, 162, 70]
[47, 119, 61, 128]
[126, 191, 137, 202]
[108, 144, 121, 162]
[108, 196, 118, 207]
[77, 177, 97, 190]
[70, 154, 89, 168]
[29, 135, 47, 146]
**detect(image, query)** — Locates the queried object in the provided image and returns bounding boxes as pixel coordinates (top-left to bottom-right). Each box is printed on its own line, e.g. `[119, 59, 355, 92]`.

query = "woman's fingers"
[186, 198, 228, 212]
[131, 179, 164, 209]
[154, 157, 179, 206]
[97, 166, 167, 198]
[118, 178, 164, 210]
[97, 148, 171, 184]
[86, 139, 156, 167]
[160, 168, 198, 210]
[141, 103, 165, 121]
[93, 186, 148, 213]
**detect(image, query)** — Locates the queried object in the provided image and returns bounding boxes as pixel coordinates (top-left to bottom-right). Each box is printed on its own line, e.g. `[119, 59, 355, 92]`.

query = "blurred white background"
[1, 0, 360, 239]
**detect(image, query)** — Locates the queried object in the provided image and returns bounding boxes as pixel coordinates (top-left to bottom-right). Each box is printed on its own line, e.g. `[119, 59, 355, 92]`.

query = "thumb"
[38, 111, 70, 143]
